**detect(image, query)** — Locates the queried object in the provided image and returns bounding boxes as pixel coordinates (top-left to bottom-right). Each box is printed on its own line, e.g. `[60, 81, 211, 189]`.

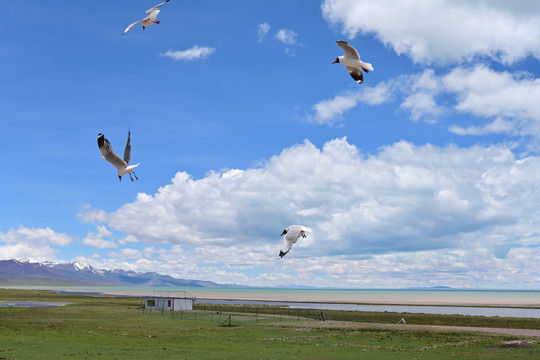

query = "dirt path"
[292, 320, 540, 338]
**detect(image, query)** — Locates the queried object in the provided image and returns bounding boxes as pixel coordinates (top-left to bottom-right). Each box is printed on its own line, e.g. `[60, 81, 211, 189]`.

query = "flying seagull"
[97, 131, 140, 182]
[279, 225, 312, 258]
[332, 40, 374, 84]
[122, 0, 171, 36]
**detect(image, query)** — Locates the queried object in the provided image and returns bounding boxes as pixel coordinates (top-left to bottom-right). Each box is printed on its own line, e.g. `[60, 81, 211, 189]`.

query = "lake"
[3, 285, 539, 318]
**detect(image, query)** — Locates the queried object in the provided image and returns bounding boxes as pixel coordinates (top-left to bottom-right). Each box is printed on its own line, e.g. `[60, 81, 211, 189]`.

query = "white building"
[144, 290, 195, 311]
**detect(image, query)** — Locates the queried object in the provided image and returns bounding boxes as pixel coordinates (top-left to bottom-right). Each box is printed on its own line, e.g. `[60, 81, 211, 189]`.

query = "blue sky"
[1, 0, 540, 289]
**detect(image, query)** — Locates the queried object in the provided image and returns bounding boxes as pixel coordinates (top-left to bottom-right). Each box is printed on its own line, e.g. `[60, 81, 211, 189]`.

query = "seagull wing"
[287, 225, 312, 237]
[336, 41, 360, 60]
[98, 134, 127, 171]
[346, 66, 364, 84]
[123, 131, 131, 165]
[122, 20, 143, 35]
[279, 236, 295, 258]
[278, 225, 311, 258]
[146, 0, 170, 14]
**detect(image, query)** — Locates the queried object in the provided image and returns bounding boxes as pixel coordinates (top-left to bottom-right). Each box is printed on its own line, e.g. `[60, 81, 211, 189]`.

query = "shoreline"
[52, 289, 540, 308]
[4, 285, 540, 307]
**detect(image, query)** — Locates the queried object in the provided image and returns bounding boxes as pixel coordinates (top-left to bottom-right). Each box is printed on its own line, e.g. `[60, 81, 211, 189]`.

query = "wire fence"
[139, 301, 540, 329]
[140, 303, 328, 326]
[195, 303, 327, 321]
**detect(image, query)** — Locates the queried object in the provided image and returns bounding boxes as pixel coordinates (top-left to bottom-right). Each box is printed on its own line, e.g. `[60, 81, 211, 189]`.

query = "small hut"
[144, 290, 196, 311]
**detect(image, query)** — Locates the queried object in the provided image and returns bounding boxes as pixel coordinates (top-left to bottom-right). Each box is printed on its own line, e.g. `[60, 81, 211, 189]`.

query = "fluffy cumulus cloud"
[311, 66, 540, 136]
[0, 226, 73, 261]
[443, 66, 540, 136]
[82, 225, 117, 249]
[322, 0, 540, 65]
[400, 66, 540, 136]
[79, 138, 540, 287]
[160, 46, 215, 61]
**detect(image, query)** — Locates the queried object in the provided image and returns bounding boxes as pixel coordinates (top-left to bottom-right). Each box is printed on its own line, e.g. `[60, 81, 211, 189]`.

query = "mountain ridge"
[0, 259, 222, 287]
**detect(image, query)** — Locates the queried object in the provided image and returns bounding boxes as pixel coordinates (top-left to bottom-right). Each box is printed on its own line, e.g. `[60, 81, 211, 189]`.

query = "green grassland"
[194, 302, 540, 329]
[0, 289, 538, 359]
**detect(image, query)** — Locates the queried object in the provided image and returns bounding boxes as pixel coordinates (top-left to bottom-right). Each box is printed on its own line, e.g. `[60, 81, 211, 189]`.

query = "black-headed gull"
[332, 41, 373, 84]
[279, 225, 312, 258]
[122, 0, 171, 36]
[97, 131, 140, 182]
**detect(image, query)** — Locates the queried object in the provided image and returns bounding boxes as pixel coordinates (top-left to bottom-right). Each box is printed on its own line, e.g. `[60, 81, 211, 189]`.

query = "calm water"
[0, 301, 69, 308]
[3, 285, 540, 317]
[196, 299, 540, 318]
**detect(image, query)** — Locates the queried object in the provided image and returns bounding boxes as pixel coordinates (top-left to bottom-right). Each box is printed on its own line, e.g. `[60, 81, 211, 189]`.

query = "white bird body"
[97, 131, 140, 182]
[141, 9, 160, 27]
[335, 56, 373, 73]
[279, 225, 312, 258]
[333, 40, 373, 84]
[118, 164, 141, 177]
[122, 0, 170, 36]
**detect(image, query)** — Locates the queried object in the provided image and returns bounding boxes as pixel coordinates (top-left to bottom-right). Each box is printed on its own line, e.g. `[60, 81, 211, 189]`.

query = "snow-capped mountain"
[0, 259, 220, 287]
[51, 261, 104, 276]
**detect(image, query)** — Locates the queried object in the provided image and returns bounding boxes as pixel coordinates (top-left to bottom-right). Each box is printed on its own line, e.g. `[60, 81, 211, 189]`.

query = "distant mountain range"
[0, 259, 221, 287]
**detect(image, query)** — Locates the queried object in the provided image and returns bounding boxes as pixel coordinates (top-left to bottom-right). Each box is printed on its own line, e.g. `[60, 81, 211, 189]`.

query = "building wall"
[144, 297, 193, 311]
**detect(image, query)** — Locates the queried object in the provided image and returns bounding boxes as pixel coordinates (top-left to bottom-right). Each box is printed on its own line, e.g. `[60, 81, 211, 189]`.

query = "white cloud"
[399, 69, 445, 122]
[308, 82, 394, 125]
[442, 65, 540, 135]
[68, 137, 540, 288]
[275, 29, 297, 45]
[322, 0, 540, 65]
[405, 65, 540, 135]
[82, 225, 117, 249]
[160, 46, 216, 61]
[0, 226, 72, 246]
[0, 226, 73, 261]
[257, 23, 270, 42]
[312, 66, 540, 137]
[310, 92, 361, 125]
[257, 24, 299, 55]
[78, 208, 107, 223]
[81, 138, 540, 263]
[107, 248, 142, 259]
[449, 117, 514, 136]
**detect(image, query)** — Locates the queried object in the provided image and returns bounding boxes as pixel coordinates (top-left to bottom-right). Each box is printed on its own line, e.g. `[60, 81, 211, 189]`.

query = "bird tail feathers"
[361, 62, 374, 72]
[127, 163, 140, 171]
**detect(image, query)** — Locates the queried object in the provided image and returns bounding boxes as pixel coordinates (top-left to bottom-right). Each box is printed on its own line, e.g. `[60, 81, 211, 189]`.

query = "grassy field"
[194, 303, 540, 329]
[0, 289, 538, 359]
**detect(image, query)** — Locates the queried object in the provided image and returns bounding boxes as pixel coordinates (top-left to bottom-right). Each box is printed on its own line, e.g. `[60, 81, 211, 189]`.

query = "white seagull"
[279, 225, 312, 258]
[122, 0, 171, 36]
[332, 40, 373, 84]
[97, 131, 140, 182]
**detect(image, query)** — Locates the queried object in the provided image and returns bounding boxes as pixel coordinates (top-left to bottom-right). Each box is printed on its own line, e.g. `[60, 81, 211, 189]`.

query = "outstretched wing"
[346, 66, 364, 84]
[279, 236, 295, 258]
[122, 20, 143, 35]
[278, 225, 312, 258]
[146, 0, 170, 14]
[336, 40, 360, 60]
[98, 134, 127, 171]
[123, 131, 131, 165]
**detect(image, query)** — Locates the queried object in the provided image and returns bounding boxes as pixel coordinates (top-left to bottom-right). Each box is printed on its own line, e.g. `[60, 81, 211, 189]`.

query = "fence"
[140, 302, 327, 326]
[194, 303, 327, 321]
